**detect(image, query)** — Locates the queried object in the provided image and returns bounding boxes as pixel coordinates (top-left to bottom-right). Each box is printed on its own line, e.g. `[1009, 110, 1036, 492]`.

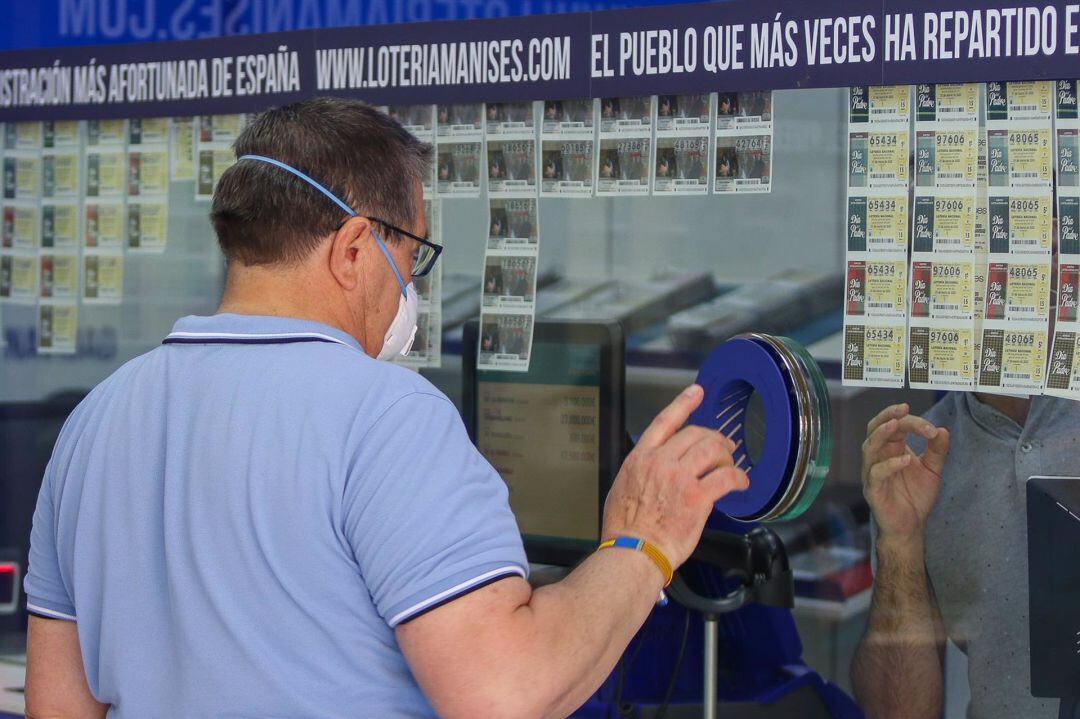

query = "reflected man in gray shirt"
[851, 392, 1080, 719]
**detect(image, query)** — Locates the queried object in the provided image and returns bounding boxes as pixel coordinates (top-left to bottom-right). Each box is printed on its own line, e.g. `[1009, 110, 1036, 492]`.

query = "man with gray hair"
[22, 97, 749, 718]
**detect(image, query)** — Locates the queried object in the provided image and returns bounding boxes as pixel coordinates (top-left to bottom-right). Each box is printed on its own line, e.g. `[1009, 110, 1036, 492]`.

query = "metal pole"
[703, 616, 718, 719]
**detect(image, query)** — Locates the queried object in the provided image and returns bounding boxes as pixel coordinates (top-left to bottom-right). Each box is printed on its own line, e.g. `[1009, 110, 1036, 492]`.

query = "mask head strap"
[237, 154, 408, 297]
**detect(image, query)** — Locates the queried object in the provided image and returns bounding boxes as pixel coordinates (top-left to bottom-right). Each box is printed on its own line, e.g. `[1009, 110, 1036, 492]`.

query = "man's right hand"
[602, 384, 750, 569]
[861, 403, 951, 544]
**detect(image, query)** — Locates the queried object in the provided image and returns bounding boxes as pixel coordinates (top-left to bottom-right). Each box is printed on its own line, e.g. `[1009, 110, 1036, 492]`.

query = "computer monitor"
[1027, 476, 1080, 703]
[463, 319, 625, 566]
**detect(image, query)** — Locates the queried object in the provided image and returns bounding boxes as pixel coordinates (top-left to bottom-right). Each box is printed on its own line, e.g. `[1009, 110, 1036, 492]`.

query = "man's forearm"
[522, 548, 665, 718]
[409, 548, 664, 719]
[852, 538, 944, 719]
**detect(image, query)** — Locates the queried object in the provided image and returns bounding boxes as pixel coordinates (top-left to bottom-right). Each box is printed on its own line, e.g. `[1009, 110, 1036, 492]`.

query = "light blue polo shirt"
[25, 313, 528, 718]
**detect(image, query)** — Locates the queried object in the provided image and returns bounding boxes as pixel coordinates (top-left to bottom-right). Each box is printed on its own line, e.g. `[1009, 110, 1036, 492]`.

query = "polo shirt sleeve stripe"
[26, 602, 77, 622]
[387, 565, 527, 627]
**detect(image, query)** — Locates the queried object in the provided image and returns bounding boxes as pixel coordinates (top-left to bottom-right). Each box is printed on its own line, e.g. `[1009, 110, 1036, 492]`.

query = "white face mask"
[377, 282, 418, 360]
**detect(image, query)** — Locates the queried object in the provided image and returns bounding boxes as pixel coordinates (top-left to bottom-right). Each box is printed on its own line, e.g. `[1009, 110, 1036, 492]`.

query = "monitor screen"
[476, 341, 602, 542]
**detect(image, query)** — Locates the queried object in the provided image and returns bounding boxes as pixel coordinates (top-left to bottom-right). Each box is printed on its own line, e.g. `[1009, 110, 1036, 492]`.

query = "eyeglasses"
[368, 216, 443, 278]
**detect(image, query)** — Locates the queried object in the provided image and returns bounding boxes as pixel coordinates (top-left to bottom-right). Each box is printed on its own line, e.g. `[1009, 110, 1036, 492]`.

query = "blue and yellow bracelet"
[597, 536, 674, 588]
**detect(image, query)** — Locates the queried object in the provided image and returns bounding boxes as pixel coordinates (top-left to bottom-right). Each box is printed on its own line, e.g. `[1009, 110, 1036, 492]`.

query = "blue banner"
[2, 0, 1080, 121]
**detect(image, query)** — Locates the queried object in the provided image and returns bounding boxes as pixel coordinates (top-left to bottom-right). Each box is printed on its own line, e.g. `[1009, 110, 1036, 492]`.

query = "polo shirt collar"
[166, 314, 365, 353]
[963, 391, 1022, 440]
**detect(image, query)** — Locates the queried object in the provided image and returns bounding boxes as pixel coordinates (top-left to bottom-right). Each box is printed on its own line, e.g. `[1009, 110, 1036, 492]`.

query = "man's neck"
[974, 392, 1032, 427]
[217, 263, 355, 337]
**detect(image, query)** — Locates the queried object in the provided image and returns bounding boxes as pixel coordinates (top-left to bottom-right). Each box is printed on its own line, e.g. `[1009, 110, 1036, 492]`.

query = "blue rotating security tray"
[689, 334, 831, 522]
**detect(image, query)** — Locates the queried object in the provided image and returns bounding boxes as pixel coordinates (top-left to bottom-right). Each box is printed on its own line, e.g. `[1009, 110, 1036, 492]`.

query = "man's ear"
[328, 216, 372, 291]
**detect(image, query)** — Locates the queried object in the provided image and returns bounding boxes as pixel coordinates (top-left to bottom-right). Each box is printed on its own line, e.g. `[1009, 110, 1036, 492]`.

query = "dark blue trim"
[394, 571, 522, 625]
[26, 608, 75, 622]
[162, 336, 343, 346]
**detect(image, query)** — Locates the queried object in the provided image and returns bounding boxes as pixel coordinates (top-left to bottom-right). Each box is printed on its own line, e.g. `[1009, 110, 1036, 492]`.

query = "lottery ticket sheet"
[909, 84, 980, 390]
[844, 86, 910, 387]
[977, 81, 1054, 395]
[1046, 80, 1080, 398]
[479, 197, 540, 372]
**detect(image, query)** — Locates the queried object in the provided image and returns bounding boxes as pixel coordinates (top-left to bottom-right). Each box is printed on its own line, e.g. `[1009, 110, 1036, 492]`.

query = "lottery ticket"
[3, 122, 43, 150]
[488, 198, 539, 250]
[908, 321, 976, 390]
[436, 104, 484, 139]
[84, 199, 125, 250]
[39, 252, 79, 300]
[847, 189, 908, 253]
[911, 194, 977, 253]
[195, 115, 245, 200]
[40, 201, 80, 250]
[846, 256, 908, 320]
[435, 141, 482, 197]
[1045, 329, 1080, 398]
[87, 119, 127, 146]
[539, 99, 595, 138]
[0, 253, 37, 303]
[714, 132, 771, 194]
[982, 259, 1052, 323]
[127, 201, 168, 252]
[198, 114, 245, 144]
[849, 86, 911, 126]
[86, 149, 126, 198]
[82, 253, 124, 305]
[598, 96, 652, 135]
[128, 149, 170, 197]
[842, 319, 907, 388]
[848, 127, 908, 190]
[653, 136, 709, 195]
[909, 255, 975, 322]
[596, 136, 650, 196]
[986, 124, 1054, 189]
[914, 128, 978, 189]
[914, 83, 979, 125]
[42, 121, 80, 149]
[397, 308, 442, 369]
[2, 203, 39, 250]
[477, 311, 535, 372]
[195, 147, 236, 201]
[715, 91, 774, 131]
[540, 139, 595, 197]
[3, 154, 41, 201]
[37, 301, 78, 355]
[655, 94, 711, 135]
[976, 325, 1049, 394]
[487, 139, 538, 197]
[973, 132, 990, 379]
[42, 151, 80, 199]
[128, 118, 171, 146]
[986, 190, 1053, 255]
[484, 102, 535, 139]
[482, 251, 537, 312]
[985, 80, 1053, 123]
[1058, 127, 1078, 188]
